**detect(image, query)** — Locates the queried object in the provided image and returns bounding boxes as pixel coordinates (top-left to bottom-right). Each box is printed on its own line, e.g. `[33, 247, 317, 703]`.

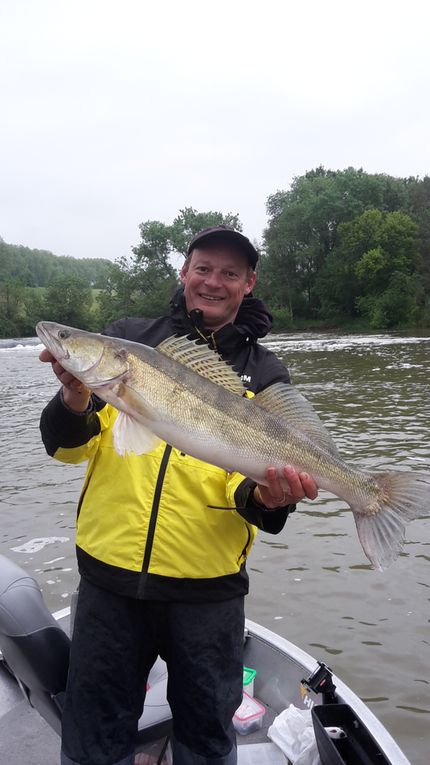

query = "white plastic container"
[233, 691, 266, 735]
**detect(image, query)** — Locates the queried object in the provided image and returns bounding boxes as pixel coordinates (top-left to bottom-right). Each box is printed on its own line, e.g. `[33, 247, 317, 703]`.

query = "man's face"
[180, 245, 256, 332]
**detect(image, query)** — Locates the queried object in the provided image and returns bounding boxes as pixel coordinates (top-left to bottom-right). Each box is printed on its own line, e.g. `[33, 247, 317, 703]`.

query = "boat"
[0, 554, 411, 765]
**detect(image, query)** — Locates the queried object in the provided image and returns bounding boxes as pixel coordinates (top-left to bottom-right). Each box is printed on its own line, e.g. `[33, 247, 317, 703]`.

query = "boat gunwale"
[245, 617, 411, 765]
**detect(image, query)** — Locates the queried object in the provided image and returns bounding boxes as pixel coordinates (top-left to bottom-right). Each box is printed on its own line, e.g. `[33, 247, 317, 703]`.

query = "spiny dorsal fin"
[254, 383, 341, 457]
[155, 335, 246, 395]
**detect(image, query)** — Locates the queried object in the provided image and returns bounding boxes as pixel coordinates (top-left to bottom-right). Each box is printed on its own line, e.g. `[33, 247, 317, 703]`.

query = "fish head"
[36, 321, 130, 386]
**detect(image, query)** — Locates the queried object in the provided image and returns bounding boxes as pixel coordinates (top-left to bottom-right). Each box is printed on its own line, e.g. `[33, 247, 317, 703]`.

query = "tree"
[260, 167, 424, 318]
[316, 208, 420, 326]
[98, 219, 178, 326]
[0, 282, 26, 337]
[0, 238, 111, 288]
[357, 272, 418, 328]
[169, 207, 242, 257]
[43, 276, 93, 329]
[98, 251, 178, 326]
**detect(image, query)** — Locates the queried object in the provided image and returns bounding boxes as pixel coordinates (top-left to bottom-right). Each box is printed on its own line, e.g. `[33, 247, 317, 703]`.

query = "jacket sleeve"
[225, 472, 295, 534]
[39, 390, 107, 462]
[225, 345, 296, 533]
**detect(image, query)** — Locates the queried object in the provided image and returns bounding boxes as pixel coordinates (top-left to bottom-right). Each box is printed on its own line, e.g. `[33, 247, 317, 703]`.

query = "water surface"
[1, 333, 429, 763]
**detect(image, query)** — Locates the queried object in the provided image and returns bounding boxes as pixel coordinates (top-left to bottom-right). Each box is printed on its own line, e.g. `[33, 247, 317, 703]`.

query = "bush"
[356, 272, 417, 329]
[270, 306, 293, 331]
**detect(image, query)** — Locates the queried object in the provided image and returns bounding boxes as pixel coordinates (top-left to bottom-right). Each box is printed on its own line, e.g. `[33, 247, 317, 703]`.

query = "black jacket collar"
[169, 287, 273, 354]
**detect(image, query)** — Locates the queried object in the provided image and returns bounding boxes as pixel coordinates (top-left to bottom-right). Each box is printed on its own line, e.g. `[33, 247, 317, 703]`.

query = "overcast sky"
[1, 0, 429, 265]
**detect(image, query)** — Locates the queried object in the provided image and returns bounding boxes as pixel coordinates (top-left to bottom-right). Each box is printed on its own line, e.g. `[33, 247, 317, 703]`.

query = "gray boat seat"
[0, 554, 70, 733]
[0, 555, 172, 743]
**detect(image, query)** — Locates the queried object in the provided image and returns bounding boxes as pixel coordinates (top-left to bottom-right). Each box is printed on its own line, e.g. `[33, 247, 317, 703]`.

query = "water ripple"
[1, 334, 430, 765]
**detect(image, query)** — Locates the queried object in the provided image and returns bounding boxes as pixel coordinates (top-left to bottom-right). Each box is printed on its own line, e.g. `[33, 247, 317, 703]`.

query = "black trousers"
[61, 578, 244, 765]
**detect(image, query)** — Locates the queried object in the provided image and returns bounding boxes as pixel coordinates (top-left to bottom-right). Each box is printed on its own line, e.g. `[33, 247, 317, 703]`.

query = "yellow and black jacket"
[40, 290, 295, 601]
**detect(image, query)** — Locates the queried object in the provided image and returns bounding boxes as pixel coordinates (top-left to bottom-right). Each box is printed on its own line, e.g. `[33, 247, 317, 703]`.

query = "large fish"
[36, 321, 430, 570]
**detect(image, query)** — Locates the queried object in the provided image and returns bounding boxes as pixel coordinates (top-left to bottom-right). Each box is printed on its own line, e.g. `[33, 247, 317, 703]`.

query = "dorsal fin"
[155, 335, 246, 395]
[254, 383, 341, 457]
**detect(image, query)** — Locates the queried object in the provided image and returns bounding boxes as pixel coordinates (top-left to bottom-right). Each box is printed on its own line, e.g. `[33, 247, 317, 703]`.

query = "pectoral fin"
[112, 411, 161, 456]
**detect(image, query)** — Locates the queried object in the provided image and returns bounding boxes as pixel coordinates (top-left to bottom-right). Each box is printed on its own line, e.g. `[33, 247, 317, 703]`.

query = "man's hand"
[39, 349, 91, 413]
[253, 465, 318, 509]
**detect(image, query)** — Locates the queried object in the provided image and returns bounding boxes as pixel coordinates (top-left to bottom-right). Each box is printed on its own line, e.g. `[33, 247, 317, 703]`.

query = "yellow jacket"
[40, 302, 293, 601]
[55, 403, 258, 599]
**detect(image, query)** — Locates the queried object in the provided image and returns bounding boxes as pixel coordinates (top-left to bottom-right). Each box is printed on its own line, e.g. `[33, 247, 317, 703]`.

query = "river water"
[0, 332, 429, 764]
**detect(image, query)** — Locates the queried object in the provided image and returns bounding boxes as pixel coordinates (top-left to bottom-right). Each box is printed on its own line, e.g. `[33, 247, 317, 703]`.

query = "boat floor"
[0, 696, 61, 764]
[0, 695, 281, 765]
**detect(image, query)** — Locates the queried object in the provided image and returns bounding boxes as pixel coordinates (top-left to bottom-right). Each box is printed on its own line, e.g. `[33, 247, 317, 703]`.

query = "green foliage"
[169, 208, 242, 257]
[0, 282, 25, 337]
[0, 238, 111, 289]
[356, 273, 418, 329]
[1, 176, 428, 336]
[97, 253, 178, 326]
[270, 306, 293, 331]
[43, 276, 94, 329]
[0, 236, 113, 337]
[19, 289, 45, 336]
[0, 283, 42, 337]
[261, 168, 428, 329]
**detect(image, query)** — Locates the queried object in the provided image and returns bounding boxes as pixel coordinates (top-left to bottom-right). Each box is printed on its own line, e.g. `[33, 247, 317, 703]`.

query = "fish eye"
[58, 330, 70, 340]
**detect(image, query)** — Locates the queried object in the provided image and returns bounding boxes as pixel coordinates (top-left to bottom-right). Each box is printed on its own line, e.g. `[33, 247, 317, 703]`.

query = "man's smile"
[199, 293, 224, 301]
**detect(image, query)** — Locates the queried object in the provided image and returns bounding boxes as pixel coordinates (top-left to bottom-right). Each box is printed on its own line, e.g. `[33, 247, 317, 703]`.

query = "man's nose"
[203, 270, 223, 287]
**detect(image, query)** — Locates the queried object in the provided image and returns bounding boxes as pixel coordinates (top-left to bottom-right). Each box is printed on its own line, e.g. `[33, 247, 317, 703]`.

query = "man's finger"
[280, 466, 302, 498]
[39, 349, 55, 362]
[299, 472, 318, 500]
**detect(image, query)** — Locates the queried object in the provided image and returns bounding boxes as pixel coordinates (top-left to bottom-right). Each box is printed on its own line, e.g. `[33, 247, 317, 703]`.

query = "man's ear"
[180, 261, 189, 284]
[244, 272, 257, 294]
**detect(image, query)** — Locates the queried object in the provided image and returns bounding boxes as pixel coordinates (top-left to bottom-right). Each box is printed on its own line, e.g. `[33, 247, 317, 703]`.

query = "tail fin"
[352, 472, 430, 570]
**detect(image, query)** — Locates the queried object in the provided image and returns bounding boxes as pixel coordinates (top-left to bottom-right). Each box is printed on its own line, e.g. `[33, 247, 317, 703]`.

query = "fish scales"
[36, 322, 430, 570]
[124, 344, 363, 492]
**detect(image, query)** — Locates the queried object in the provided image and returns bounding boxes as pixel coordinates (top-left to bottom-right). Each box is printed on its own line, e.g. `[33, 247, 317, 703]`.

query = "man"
[39, 225, 317, 765]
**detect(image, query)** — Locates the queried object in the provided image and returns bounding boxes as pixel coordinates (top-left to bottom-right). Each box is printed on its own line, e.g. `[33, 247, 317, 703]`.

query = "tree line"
[260, 167, 430, 329]
[1, 167, 429, 338]
[0, 239, 112, 337]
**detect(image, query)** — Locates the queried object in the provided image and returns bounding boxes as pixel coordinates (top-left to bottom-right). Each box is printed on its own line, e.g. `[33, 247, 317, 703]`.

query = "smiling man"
[180, 228, 257, 331]
[39, 225, 317, 765]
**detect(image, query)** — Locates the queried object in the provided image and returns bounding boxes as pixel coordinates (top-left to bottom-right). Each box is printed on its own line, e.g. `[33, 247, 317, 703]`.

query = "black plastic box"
[312, 704, 391, 765]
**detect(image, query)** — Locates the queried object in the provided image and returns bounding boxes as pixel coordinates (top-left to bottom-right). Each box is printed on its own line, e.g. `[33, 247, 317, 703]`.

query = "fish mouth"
[36, 321, 70, 361]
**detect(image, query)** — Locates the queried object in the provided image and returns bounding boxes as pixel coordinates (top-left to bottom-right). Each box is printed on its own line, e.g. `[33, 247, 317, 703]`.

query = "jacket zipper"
[137, 443, 172, 597]
[238, 524, 252, 566]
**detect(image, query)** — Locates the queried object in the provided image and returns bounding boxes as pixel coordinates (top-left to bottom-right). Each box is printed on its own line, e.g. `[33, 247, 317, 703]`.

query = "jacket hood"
[169, 287, 273, 345]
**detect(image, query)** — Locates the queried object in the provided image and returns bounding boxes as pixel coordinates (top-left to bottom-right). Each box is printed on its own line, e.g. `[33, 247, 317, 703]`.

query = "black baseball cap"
[187, 225, 259, 269]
